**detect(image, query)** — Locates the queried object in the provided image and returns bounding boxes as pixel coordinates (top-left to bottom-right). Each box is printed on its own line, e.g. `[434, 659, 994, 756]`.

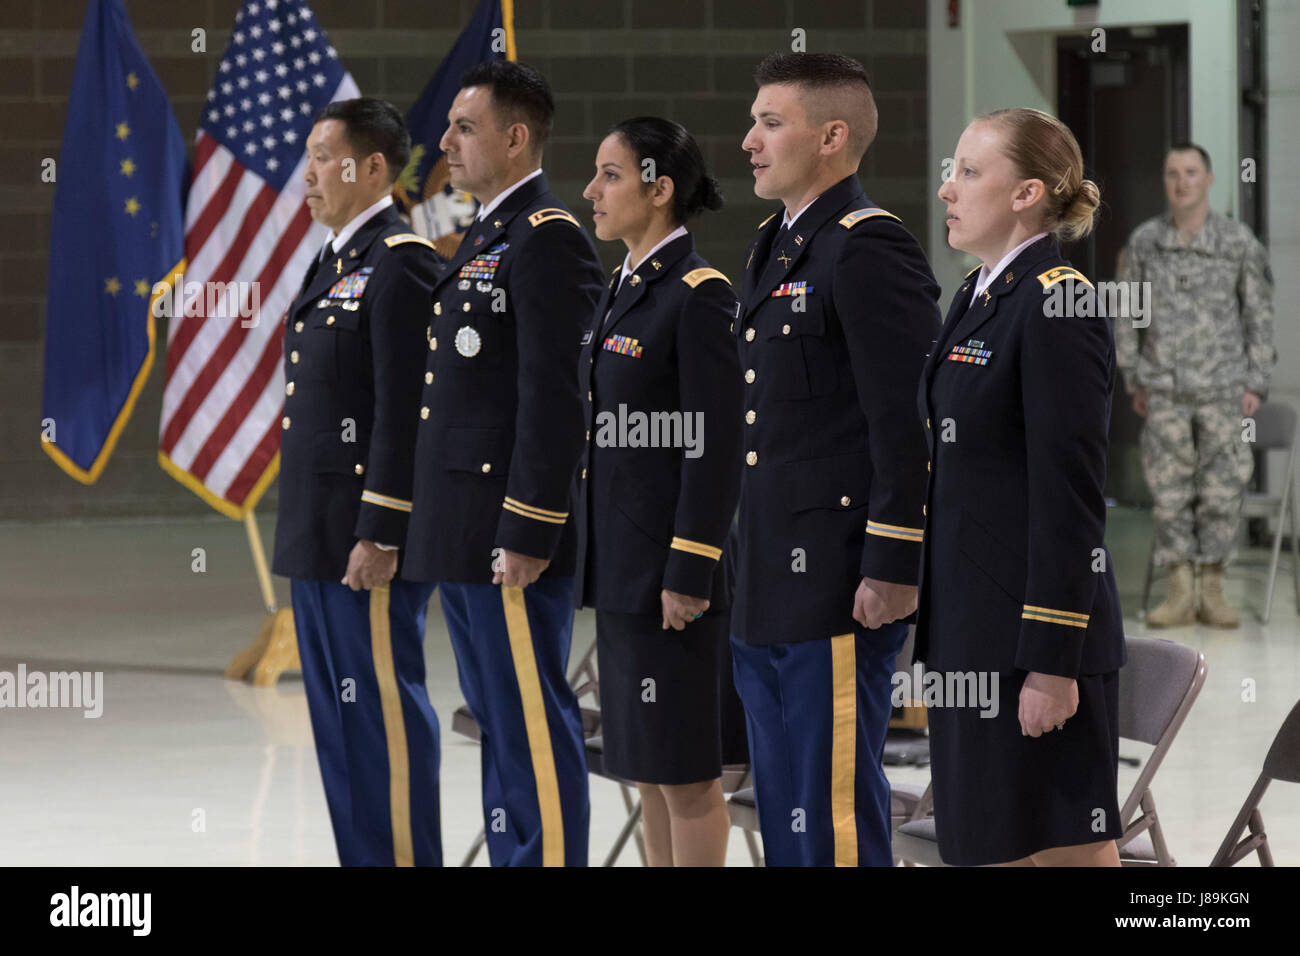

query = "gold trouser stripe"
[670, 536, 722, 560]
[1023, 603, 1090, 622]
[502, 501, 566, 525]
[503, 496, 569, 520]
[501, 585, 565, 866]
[369, 586, 414, 866]
[829, 632, 858, 867]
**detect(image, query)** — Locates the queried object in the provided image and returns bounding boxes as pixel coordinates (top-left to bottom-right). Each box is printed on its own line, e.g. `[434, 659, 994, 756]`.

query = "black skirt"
[927, 668, 1123, 866]
[595, 607, 741, 785]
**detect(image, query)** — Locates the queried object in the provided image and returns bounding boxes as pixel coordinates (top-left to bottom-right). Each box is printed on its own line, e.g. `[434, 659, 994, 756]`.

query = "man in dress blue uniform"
[272, 98, 444, 866]
[402, 61, 604, 866]
[731, 54, 941, 866]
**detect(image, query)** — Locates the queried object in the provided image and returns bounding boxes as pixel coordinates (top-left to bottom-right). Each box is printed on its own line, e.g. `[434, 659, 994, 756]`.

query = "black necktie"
[299, 241, 330, 294]
[769, 224, 790, 267]
[601, 271, 628, 332]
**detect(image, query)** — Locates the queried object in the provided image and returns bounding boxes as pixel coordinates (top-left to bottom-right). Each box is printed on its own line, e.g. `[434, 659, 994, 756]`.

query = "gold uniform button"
[290, 350, 299, 363]
[281, 416, 290, 430]
[462, 302, 471, 312]
[431, 336, 437, 351]
[585, 430, 590, 441]
[745, 410, 756, 425]
[840, 496, 851, 507]
[923, 505, 927, 516]
[481, 463, 491, 474]
[746, 451, 758, 466]
[326, 315, 336, 326]
[434, 302, 442, 315]
[744, 369, 755, 384]
[782, 324, 791, 335]
[744, 327, 755, 342]
[354, 464, 364, 476]
[420, 406, 429, 420]
[581, 468, 588, 480]
[926, 418, 931, 429]
[425, 371, 434, 384]
[588, 390, 593, 401]
[927, 461, 931, 472]
[285, 382, 295, 396]
[294, 320, 304, 332]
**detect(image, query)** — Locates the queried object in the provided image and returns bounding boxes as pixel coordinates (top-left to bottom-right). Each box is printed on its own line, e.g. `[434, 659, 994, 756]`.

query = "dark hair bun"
[697, 176, 724, 213]
[609, 116, 720, 224]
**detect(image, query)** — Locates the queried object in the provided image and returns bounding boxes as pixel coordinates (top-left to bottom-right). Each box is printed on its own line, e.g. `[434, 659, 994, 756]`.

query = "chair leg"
[1210, 774, 1269, 867]
[603, 800, 643, 867]
[460, 828, 486, 867]
[1248, 808, 1274, 867]
[1263, 493, 1287, 623]
[1141, 537, 1157, 615]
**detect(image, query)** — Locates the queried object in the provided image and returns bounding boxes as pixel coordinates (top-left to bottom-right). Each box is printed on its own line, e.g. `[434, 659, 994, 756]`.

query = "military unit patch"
[603, 334, 643, 358]
[326, 267, 373, 299]
[770, 281, 812, 297]
[948, 338, 992, 365]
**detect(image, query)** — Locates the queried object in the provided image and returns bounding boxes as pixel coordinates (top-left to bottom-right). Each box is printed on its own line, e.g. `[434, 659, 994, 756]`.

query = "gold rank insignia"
[1005, 271, 1013, 283]
[838, 207, 900, 229]
[335, 257, 343, 274]
[650, 258, 662, 270]
[982, 290, 991, 305]
[1037, 266, 1093, 289]
[528, 208, 581, 229]
[629, 275, 641, 286]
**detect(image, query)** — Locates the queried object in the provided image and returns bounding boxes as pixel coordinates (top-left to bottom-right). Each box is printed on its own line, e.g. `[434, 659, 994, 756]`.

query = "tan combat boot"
[1147, 562, 1196, 627]
[1197, 563, 1240, 628]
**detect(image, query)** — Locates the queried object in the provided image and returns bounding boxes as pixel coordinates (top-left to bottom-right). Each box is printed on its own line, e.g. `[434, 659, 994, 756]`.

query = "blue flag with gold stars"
[40, 0, 186, 483]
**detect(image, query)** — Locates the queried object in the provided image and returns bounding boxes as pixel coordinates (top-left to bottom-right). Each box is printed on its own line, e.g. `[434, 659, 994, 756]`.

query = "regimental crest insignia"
[455, 326, 482, 357]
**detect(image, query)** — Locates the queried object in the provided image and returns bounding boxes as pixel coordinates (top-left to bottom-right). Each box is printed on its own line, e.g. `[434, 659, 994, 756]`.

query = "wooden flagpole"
[224, 509, 300, 686]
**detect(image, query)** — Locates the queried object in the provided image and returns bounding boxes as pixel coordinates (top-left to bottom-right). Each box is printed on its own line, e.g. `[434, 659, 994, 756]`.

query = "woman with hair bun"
[915, 107, 1126, 866]
[573, 117, 742, 865]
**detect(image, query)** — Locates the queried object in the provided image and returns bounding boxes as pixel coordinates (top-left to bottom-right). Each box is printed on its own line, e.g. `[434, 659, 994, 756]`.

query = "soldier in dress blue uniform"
[731, 54, 941, 866]
[574, 117, 742, 866]
[401, 61, 604, 866]
[271, 98, 444, 866]
[918, 108, 1126, 866]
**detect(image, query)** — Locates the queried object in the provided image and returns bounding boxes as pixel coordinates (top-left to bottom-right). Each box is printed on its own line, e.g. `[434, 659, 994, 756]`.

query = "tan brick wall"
[0, 0, 929, 519]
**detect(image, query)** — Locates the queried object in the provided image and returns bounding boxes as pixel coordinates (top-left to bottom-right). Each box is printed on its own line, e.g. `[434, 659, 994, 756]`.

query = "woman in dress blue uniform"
[917, 108, 1127, 866]
[575, 117, 742, 866]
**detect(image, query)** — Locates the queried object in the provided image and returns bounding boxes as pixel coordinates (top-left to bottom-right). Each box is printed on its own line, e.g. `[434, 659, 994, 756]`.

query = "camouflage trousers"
[1142, 389, 1254, 567]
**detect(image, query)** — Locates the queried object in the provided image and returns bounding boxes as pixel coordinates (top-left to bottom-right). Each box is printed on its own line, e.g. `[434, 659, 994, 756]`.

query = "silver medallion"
[455, 325, 482, 357]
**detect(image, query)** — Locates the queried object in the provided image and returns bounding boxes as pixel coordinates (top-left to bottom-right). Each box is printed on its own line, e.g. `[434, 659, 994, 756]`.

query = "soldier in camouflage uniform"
[1116, 143, 1275, 628]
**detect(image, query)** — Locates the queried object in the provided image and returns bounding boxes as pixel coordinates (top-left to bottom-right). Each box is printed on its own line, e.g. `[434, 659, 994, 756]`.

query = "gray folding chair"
[892, 638, 1207, 866]
[1141, 401, 1300, 622]
[1210, 698, 1300, 866]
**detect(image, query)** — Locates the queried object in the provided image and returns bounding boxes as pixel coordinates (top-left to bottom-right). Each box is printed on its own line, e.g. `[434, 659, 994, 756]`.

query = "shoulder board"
[839, 208, 900, 229]
[1037, 266, 1094, 289]
[682, 267, 731, 288]
[757, 213, 777, 230]
[383, 233, 436, 250]
[964, 265, 981, 280]
[528, 208, 581, 229]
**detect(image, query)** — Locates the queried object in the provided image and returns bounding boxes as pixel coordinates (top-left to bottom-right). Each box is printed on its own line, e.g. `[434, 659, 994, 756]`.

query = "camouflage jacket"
[1115, 210, 1274, 395]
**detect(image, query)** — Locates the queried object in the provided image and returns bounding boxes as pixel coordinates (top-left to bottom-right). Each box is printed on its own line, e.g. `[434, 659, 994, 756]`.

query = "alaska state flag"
[41, 0, 186, 483]
[394, 0, 513, 256]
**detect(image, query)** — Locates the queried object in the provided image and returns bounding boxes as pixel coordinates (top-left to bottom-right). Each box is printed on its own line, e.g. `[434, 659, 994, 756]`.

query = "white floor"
[0, 513, 1296, 866]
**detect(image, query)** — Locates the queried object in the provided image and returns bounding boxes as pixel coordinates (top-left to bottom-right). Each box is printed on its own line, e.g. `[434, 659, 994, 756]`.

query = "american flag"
[158, 1, 358, 517]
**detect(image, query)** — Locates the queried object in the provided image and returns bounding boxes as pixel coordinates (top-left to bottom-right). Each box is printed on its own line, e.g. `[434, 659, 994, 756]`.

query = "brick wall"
[0, 0, 929, 519]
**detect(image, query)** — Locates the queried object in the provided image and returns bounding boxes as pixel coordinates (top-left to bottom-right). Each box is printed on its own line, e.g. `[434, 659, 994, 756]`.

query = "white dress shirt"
[476, 167, 544, 221]
[972, 231, 1050, 299]
[323, 194, 394, 258]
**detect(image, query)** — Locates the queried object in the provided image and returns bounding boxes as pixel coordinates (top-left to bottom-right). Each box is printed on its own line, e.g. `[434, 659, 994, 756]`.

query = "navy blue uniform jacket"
[573, 233, 743, 614]
[731, 174, 941, 646]
[272, 204, 442, 581]
[913, 236, 1127, 677]
[402, 172, 604, 584]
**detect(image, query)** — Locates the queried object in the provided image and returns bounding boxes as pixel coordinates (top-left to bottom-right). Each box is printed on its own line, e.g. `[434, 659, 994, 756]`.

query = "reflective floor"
[0, 508, 1295, 866]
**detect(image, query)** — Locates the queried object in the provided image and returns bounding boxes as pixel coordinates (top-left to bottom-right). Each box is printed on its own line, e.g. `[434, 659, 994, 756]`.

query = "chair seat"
[728, 786, 759, 831]
[893, 818, 947, 866]
[451, 704, 480, 742]
[1119, 832, 1160, 864]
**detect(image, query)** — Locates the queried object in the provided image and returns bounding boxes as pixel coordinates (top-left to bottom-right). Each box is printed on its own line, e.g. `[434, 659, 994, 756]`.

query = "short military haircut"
[753, 53, 879, 160]
[313, 97, 411, 184]
[1167, 141, 1212, 173]
[460, 59, 555, 155]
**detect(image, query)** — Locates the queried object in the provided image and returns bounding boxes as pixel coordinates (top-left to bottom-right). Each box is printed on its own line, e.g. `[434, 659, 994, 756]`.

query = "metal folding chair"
[1210, 697, 1300, 866]
[892, 638, 1207, 866]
